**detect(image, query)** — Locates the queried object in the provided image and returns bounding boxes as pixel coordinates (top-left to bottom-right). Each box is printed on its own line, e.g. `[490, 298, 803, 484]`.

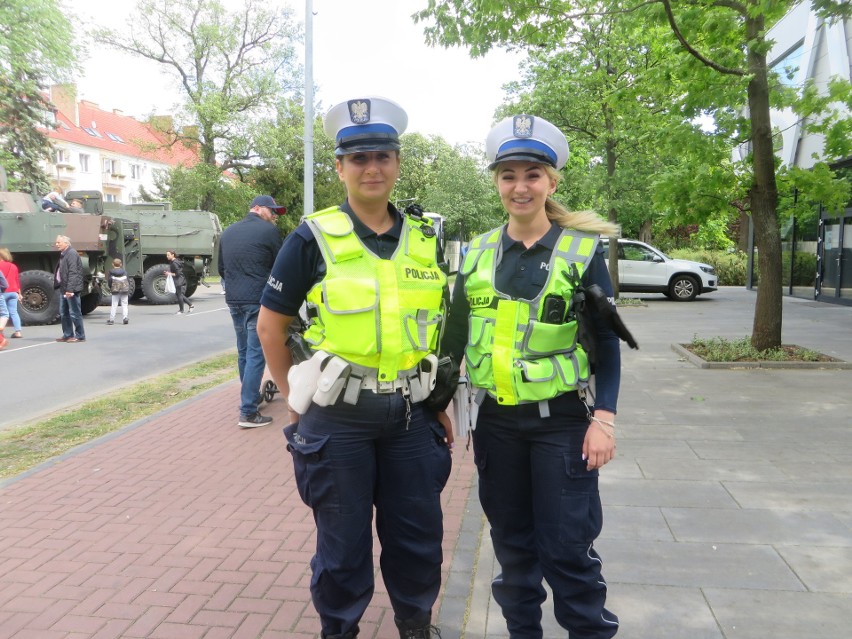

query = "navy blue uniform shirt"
[442, 221, 621, 413]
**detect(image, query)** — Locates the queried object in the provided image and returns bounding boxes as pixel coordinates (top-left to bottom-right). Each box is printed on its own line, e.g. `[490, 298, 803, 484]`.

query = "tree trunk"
[639, 219, 653, 244]
[746, 15, 782, 351]
[201, 135, 217, 212]
[605, 130, 620, 296]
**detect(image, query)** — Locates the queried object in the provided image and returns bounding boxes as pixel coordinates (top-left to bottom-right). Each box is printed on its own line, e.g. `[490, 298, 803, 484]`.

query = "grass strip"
[0, 353, 238, 479]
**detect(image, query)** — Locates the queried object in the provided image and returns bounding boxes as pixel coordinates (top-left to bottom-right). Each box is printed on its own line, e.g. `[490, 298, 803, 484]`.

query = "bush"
[669, 249, 749, 286]
[782, 252, 817, 287]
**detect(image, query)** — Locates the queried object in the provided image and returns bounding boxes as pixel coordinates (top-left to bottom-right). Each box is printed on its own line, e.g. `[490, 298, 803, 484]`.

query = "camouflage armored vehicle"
[65, 190, 221, 304]
[0, 180, 139, 325]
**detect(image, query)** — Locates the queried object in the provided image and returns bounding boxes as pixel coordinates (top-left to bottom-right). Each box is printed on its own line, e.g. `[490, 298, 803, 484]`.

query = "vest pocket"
[404, 310, 443, 352]
[320, 278, 379, 355]
[522, 319, 578, 356]
[466, 316, 495, 383]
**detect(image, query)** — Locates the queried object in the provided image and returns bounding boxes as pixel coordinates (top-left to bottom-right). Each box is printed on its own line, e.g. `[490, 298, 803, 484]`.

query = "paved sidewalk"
[2, 288, 851, 638]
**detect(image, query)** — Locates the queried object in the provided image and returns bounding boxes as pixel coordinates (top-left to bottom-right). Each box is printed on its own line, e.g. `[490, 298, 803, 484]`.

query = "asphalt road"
[0, 283, 237, 431]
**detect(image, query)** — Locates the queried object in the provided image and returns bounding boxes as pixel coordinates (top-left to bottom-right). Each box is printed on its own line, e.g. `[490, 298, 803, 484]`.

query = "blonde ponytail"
[542, 166, 620, 237]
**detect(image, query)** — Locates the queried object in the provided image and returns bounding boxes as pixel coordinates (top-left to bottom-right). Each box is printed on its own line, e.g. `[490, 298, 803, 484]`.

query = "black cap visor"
[335, 131, 401, 156]
[488, 150, 557, 170]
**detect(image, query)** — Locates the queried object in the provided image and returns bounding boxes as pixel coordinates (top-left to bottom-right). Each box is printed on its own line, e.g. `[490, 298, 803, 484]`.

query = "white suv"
[600, 239, 717, 302]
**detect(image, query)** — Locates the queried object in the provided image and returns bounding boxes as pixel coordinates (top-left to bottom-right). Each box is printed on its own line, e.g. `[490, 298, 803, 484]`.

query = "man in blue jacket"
[218, 195, 285, 428]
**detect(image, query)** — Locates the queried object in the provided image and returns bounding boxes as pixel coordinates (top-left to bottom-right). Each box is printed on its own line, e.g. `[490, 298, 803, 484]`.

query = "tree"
[248, 98, 344, 233]
[94, 0, 301, 211]
[419, 143, 502, 240]
[0, 0, 76, 193]
[416, 0, 851, 351]
[491, 12, 727, 291]
[148, 162, 256, 227]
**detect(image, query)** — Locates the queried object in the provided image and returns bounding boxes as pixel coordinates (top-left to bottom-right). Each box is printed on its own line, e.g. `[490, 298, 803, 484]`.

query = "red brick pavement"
[0, 382, 476, 638]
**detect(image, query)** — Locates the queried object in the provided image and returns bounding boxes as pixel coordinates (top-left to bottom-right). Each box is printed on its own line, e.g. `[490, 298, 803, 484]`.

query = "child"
[107, 258, 130, 325]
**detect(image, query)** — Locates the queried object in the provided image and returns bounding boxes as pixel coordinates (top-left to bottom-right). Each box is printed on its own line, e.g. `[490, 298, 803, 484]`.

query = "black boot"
[395, 615, 441, 639]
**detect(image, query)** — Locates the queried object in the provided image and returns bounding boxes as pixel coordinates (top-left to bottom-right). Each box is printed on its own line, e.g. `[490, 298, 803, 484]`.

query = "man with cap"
[218, 195, 285, 428]
[257, 97, 452, 639]
[438, 114, 629, 638]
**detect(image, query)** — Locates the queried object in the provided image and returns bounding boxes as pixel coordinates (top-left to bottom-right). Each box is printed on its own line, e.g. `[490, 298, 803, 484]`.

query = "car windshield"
[601, 240, 671, 261]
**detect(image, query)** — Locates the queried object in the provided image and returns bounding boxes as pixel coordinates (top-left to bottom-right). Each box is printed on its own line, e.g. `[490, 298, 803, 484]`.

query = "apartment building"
[43, 84, 198, 203]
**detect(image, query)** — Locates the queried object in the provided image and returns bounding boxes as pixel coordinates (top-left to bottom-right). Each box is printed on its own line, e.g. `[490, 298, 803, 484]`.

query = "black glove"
[424, 355, 460, 412]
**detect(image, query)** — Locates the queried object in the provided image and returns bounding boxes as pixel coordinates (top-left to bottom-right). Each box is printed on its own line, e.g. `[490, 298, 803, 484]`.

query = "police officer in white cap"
[257, 97, 451, 639]
[439, 114, 631, 638]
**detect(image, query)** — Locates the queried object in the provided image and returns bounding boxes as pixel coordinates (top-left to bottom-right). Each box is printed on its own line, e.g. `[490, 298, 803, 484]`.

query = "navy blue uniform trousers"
[284, 391, 452, 638]
[472, 393, 619, 639]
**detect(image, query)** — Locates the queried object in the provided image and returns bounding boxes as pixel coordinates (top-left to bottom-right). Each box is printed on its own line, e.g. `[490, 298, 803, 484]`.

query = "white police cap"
[323, 96, 408, 156]
[485, 115, 569, 170]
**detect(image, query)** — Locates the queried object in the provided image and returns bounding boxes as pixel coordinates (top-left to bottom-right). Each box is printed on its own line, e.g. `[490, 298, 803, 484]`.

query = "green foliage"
[94, 0, 302, 210]
[669, 248, 748, 286]
[692, 217, 736, 251]
[0, 0, 76, 192]
[777, 164, 850, 230]
[248, 98, 343, 232]
[782, 251, 817, 288]
[150, 163, 255, 227]
[396, 134, 503, 239]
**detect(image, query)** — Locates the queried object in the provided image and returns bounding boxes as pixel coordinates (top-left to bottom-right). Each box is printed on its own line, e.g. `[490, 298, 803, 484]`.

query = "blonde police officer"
[440, 115, 623, 638]
[257, 97, 451, 639]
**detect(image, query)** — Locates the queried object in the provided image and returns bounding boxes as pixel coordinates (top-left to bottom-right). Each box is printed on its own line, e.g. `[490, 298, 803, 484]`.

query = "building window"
[106, 132, 125, 143]
[82, 126, 102, 138]
[130, 163, 143, 179]
[102, 158, 121, 175]
[772, 42, 805, 89]
[79, 154, 90, 172]
[54, 148, 69, 165]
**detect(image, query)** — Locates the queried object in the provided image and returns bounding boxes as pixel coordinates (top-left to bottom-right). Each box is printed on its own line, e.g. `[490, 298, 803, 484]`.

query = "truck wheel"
[19, 270, 60, 326]
[81, 291, 100, 315]
[184, 281, 198, 298]
[141, 264, 173, 304]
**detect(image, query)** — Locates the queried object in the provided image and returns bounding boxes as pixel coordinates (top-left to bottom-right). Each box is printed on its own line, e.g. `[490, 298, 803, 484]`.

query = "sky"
[71, 0, 525, 147]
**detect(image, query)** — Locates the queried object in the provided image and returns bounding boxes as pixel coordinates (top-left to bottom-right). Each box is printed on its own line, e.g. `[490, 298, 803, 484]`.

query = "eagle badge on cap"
[349, 100, 370, 124]
[513, 115, 533, 138]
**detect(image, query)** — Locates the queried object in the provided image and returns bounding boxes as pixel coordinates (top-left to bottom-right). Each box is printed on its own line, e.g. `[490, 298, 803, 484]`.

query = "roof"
[46, 99, 199, 168]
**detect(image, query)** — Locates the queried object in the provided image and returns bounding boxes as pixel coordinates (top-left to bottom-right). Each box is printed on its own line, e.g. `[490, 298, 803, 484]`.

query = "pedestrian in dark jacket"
[53, 235, 86, 342]
[165, 250, 194, 314]
[218, 194, 284, 428]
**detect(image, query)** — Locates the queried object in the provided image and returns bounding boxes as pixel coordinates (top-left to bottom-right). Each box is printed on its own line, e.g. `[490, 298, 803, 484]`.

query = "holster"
[424, 355, 460, 412]
[312, 355, 351, 406]
[407, 354, 439, 403]
[287, 351, 334, 413]
[452, 374, 482, 438]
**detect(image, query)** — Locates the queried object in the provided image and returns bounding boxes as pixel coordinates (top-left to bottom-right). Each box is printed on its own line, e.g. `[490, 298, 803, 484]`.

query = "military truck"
[65, 190, 221, 304]
[0, 180, 140, 325]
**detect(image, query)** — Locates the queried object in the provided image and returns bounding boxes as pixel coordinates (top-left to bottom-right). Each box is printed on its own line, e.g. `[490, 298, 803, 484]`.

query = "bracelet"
[590, 416, 615, 428]
[590, 416, 615, 439]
